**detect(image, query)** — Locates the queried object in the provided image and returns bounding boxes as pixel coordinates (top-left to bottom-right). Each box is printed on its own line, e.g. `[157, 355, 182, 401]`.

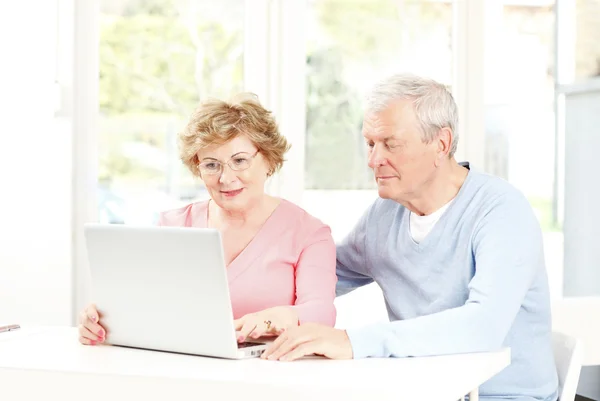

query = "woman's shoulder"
[275, 200, 334, 256]
[278, 199, 331, 235]
[157, 200, 209, 227]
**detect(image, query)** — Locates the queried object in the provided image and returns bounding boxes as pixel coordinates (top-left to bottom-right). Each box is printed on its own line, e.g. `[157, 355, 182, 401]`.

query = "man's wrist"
[342, 329, 354, 359]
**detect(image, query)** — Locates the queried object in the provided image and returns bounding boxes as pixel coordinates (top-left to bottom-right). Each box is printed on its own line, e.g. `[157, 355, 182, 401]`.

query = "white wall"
[563, 82, 600, 297]
[0, 2, 73, 326]
[562, 80, 600, 400]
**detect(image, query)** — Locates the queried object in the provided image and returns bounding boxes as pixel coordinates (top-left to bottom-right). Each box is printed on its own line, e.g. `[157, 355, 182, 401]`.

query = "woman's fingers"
[86, 304, 99, 324]
[79, 304, 106, 342]
[237, 320, 258, 342]
[78, 324, 101, 345]
[249, 320, 277, 339]
[233, 318, 245, 331]
[82, 315, 105, 340]
[79, 336, 94, 345]
[236, 309, 293, 342]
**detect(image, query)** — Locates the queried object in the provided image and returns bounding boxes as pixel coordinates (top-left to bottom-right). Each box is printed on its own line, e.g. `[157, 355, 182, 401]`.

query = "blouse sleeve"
[290, 224, 337, 326]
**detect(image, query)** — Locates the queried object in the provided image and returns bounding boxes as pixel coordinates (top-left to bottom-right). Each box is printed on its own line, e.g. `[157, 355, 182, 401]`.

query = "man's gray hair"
[365, 73, 459, 157]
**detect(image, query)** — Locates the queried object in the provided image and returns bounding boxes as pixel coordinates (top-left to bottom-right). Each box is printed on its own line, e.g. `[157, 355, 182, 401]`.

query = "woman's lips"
[221, 188, 244, 197]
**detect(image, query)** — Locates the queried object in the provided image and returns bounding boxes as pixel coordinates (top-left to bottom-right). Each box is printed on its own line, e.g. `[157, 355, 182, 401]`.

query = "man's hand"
[261, 323, 353, 361]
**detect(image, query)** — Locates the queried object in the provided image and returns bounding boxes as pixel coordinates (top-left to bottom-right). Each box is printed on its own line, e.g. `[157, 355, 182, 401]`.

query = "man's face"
[363, 99, 439, 201]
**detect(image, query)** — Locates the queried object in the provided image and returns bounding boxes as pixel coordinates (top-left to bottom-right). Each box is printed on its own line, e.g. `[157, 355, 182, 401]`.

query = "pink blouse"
[157, 199, 337, 326]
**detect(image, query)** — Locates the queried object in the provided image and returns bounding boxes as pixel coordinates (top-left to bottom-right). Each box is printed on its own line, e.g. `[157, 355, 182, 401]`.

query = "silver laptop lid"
[84, 223, 241, 358]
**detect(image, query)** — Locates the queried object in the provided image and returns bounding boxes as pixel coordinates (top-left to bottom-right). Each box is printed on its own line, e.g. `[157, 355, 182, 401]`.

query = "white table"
[0, 326, 510, 401]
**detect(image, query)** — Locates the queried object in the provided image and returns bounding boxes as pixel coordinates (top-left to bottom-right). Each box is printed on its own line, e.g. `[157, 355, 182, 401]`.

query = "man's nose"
[368, 145, 385, 168]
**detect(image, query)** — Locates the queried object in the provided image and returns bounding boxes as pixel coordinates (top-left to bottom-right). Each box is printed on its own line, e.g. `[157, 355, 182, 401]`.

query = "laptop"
[83, 223, 268, 359]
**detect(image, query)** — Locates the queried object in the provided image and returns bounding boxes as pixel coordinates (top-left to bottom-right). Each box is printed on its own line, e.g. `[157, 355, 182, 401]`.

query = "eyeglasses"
[198, 150, 259, 176]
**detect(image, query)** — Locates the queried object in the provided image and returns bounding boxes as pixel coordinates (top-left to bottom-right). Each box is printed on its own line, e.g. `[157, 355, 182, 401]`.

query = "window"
[303, 0, 455, 327]
[82, 0, 570, 316]
[556, 0, 600, 296]
[483, 2, 563, 295]
[303, 0, 454, 242]
[574, 0, 600, 80]
[98, 0, 245, 224]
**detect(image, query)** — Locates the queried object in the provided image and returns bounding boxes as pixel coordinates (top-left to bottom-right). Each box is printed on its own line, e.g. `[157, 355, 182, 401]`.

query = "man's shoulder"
[464, 170, 539, 232]
[464, 169, 529, 208]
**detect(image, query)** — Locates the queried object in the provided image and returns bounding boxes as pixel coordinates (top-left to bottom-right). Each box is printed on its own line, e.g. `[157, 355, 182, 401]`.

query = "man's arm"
[335, 203, 375, 296]
[347, 193, 542, 358]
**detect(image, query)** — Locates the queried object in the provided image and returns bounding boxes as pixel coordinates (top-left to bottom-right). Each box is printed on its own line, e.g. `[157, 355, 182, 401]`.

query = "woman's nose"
[219, 164, 236, 184]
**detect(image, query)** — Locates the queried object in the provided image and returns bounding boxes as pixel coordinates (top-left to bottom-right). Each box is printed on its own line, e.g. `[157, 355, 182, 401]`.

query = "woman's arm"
[291, 224, 337, 327]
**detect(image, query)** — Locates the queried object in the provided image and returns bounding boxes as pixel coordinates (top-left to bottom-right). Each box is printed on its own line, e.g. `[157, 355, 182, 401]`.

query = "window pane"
[305, 0, 453, 192]
[305, 0, 454, 327]
[99, 0, 244, 224]
[304, 0, 453, 245]
[483, 2, 562, 295]
[575, 0, 600, 80]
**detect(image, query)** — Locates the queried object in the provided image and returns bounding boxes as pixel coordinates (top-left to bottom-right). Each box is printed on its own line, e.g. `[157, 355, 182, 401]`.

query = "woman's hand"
[234, 306, 299, 342]
[78, 304, 106, 345]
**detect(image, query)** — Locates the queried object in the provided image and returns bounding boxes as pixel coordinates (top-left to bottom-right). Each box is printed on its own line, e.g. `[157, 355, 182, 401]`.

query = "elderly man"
[262, 74, 559, 401]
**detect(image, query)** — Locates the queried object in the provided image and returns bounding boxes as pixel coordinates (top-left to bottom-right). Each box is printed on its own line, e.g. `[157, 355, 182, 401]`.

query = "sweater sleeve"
[335, 204, 375, 297]
[346, 193, 542, 358]
[291, 224, 338, 326]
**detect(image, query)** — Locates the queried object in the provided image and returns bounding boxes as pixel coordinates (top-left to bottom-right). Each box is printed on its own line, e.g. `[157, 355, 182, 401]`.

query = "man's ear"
[435, 127, 453, 166]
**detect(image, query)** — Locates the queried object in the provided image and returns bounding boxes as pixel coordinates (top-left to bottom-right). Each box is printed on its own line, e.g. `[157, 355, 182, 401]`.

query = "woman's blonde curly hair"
[179, 93, 290, 177]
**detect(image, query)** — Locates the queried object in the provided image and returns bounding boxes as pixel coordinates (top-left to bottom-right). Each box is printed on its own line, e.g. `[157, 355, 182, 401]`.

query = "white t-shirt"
[409, 198, 455, 243]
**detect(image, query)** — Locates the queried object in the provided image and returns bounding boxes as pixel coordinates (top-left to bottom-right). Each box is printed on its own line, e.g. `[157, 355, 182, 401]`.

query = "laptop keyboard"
[237, 341, 263, 349]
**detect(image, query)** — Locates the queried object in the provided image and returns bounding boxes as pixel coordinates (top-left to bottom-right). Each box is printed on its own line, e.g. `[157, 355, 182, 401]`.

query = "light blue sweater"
[337, 167, 559, 401]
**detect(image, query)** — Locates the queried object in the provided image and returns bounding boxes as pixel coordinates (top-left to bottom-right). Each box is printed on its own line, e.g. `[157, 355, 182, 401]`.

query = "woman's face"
[197, 135, 271, 212]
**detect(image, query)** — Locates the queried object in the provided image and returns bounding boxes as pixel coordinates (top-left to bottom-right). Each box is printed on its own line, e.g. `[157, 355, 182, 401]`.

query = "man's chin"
[377, 186, 393, 199]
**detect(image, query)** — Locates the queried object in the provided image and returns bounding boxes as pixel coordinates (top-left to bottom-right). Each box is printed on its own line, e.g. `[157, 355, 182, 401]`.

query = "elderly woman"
[78, 94, 337, 346]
